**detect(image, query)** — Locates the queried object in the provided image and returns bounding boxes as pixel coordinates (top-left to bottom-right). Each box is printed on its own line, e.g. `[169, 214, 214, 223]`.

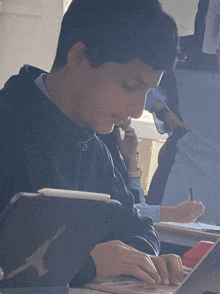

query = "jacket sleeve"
[69, 255, 96, 287]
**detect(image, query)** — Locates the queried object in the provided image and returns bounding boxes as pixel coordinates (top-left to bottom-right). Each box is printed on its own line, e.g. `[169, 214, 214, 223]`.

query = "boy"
[0, 0, 183, 286]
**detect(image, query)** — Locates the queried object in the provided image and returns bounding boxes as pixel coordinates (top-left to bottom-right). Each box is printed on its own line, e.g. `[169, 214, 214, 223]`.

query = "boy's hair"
[53, 0, 178, 71]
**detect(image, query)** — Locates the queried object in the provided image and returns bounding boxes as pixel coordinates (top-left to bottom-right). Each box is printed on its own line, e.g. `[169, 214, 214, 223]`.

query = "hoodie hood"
[0, 64, 91, 147]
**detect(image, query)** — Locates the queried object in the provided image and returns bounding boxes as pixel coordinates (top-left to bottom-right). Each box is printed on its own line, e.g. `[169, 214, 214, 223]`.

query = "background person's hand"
[161, 199, 205, 223]
[150, 100, 190, 138]
[164, 110, 190, 138]
[116, 125, 138, 162]
[115, 125, 140, 173]
[0, 267, 4, 281]
[91, 240, 184, 285]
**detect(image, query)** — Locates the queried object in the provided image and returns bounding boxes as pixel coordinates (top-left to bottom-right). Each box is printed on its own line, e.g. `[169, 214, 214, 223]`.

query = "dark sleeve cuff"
[69, 255, 96, 287]
[121, 218, 160, 256]
[124, 236, 159, 255]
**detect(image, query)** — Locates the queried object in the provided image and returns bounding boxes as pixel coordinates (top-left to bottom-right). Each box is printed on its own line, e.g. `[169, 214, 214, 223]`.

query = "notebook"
[85, 238, 220, 294]
[0, 188, 122, 292]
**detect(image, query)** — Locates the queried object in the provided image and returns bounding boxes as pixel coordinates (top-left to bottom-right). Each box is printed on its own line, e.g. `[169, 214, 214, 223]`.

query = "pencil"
[189, 188, 193, 201]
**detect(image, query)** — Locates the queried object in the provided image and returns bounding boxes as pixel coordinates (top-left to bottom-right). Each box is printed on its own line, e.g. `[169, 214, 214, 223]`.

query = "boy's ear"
[67, 41, 89, 71]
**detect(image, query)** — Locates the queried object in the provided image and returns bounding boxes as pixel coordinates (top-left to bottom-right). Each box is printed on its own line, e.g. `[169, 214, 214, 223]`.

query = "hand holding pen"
[163, 188, 205, 223]
[189, 188, 193, 201]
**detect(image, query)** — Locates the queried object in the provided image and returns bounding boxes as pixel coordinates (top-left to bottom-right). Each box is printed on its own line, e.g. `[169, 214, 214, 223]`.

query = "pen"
[189, 188, 193, 201]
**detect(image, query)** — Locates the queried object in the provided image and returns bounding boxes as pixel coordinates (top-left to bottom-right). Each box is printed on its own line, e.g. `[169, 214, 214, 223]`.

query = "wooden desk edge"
[154, 222, 220, 242]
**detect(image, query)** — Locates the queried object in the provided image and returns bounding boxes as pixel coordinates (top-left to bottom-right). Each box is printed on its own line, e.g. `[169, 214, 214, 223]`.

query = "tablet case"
[0, 191, 122, 290]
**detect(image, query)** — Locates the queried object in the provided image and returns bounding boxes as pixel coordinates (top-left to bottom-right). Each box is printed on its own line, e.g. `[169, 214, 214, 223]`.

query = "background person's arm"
[146, 132, 186, 206]
[117, 125, 205, 223]
[161, 199, 205, 223]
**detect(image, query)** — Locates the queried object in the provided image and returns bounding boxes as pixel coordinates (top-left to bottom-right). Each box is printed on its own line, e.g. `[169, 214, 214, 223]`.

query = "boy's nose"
[126, 95, 146, 119]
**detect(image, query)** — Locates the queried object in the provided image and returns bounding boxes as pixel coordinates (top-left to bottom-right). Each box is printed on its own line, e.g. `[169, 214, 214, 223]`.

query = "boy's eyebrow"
[122, 79, 149, 90]
[136, 78, 149, 87]
[138, 78, 147, 83]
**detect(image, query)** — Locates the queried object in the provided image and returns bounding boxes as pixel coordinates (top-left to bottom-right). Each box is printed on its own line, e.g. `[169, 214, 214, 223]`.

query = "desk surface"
[3, 223, 219, 294]
[69, 223, 220, 294]
[69, 289, 107, 294]
[154, 222, 220, 247]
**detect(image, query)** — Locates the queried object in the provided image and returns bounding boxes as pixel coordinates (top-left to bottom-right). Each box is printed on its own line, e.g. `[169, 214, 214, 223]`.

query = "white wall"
[0, 0, 63, 88]
[160, 0, 199, 36]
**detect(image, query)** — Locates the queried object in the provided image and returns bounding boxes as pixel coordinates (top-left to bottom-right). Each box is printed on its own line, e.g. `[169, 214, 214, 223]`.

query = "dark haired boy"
[0, 0, 184, 286]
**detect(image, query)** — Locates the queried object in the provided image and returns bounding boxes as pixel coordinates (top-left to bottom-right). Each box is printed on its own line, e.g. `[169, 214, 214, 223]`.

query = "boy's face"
[67, 58, 162, 134]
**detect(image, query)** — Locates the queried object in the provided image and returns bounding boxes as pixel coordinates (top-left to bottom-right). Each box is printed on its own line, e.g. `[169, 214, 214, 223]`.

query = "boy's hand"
[91, 240, 184, 285]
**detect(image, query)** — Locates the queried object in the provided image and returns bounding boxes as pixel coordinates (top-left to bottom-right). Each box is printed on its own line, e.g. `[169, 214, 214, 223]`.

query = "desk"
[154, 222, 220, 247]
[2, 225, 219, 294]
[0, 286, 107, 294]
[69, 225, 220, 293]
[69, 289, 107, 294]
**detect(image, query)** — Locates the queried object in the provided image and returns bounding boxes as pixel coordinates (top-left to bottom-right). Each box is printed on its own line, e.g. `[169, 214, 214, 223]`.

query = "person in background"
[100, 124, 205, 223]
[144, 68, 190, 205]
[177, 0, 219, 72]
[0, 0, 184, 287]
[145, 0, 218, 207]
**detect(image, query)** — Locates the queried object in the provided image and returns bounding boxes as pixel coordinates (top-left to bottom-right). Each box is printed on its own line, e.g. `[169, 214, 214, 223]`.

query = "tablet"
[0, 189, 121, 290]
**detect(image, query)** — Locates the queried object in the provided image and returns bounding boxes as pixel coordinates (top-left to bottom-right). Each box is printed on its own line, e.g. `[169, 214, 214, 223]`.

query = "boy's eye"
[122, 80, 147, 92]
[122, 82, 139, 92]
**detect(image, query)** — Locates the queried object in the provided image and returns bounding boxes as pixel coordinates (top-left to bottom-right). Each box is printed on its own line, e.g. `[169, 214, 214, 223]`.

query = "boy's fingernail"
[162, 278, 170, 285]
[156, 277, 161, 284]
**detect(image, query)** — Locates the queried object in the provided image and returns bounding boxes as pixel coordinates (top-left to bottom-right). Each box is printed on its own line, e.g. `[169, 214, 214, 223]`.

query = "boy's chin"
[96, 124, 114, 134]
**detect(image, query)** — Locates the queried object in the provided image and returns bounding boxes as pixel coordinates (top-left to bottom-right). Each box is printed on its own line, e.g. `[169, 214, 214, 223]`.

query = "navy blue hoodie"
[0, 65, 160, 285]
